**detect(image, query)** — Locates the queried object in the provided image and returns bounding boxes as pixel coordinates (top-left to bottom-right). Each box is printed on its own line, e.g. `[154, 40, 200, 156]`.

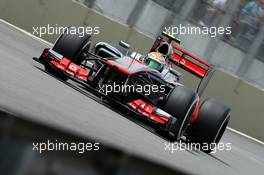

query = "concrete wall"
[0, 0, 263, 141]
[203, 70, 264, 141]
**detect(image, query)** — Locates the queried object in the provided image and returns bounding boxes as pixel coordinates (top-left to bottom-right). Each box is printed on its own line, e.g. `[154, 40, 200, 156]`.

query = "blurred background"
[0, 0, 264, 174]
[79, 0, 264, 88]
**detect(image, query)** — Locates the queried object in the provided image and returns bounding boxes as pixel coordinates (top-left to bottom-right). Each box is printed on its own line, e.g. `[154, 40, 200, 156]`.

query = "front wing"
[33, 48, 172, 127]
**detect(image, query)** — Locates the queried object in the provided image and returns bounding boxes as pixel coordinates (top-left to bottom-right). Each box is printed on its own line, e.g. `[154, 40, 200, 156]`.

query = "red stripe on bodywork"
[128, 99, 169, 125]
[172, 44, 211, 78]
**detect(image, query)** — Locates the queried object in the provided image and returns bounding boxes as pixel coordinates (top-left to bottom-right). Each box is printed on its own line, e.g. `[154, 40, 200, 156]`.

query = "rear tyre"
[186, 98, 231, 153]
[161, 85, 198, 142]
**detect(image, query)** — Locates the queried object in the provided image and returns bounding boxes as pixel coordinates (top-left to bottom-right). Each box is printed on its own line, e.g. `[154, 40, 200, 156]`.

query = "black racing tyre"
[162, 85, 198, 142]
[53, 27, 91, 65]
[186, 98, 231, 153]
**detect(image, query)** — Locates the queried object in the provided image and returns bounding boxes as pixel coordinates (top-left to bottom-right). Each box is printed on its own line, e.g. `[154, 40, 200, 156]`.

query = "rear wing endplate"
[170, 45, 212, 79]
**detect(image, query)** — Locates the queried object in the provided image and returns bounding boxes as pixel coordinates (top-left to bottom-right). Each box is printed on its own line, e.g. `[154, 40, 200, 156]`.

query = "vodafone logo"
[180, 59, 186, 65]
[69, 65, 78, 71]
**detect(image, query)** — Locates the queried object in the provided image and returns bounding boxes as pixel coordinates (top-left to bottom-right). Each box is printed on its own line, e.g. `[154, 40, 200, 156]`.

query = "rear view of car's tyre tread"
[186, 98, 231, 153]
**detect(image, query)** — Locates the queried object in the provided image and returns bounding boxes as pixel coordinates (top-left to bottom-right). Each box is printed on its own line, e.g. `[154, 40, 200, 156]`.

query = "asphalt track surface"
[0, 20, 264, 175]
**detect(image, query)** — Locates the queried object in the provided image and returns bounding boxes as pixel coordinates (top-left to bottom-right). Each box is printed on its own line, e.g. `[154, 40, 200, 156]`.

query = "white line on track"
[0, 19, 53, 47]
[227, 127, 264, 145]
[1, 18, 263, 146]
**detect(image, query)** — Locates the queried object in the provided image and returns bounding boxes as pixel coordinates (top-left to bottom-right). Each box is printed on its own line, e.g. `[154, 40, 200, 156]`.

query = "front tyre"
[52, 27, 91, 65]
[186, 98, 231, 153]
[45, 27, 91, 80]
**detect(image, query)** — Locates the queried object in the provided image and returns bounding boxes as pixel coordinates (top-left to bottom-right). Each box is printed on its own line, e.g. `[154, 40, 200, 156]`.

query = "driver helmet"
[145, 52, 166, 72]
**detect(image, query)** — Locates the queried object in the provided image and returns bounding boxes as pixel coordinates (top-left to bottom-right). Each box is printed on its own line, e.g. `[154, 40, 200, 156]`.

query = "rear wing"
[170, 45, 212, 79]
[151, 32, 213, 79]
[151, 32, 215, 96]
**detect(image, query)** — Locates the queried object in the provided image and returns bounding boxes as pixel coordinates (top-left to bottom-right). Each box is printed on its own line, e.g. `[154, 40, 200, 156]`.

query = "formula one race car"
[34, 30, 231, 153]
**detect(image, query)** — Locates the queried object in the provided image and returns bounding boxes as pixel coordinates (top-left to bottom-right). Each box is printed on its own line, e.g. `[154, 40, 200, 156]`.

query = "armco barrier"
[0, 0, 263, 141]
